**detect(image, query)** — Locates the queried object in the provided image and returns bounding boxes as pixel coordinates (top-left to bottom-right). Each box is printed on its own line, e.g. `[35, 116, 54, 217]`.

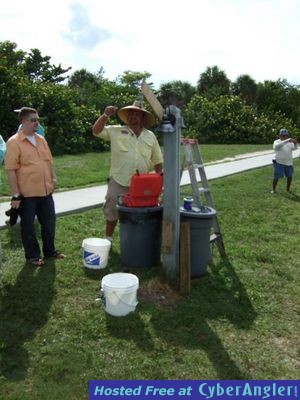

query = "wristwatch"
[12, 194, 22, 200]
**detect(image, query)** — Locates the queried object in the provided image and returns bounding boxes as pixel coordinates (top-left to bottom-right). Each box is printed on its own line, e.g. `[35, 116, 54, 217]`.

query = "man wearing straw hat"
[92, 100, 163, 241]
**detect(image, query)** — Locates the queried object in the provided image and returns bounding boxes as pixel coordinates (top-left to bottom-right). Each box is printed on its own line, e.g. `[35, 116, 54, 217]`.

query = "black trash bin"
[117, 205, 163, 268]
[180, 206, 216, 277]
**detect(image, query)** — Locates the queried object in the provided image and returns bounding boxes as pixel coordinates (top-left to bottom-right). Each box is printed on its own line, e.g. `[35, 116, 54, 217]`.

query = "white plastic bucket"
[101, 273, 139, 317]
[82, 238, 111, 269]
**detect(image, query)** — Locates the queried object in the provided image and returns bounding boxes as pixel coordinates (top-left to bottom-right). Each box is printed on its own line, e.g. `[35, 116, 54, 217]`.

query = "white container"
[101, 273, 139, 317]
[82, 238, 111, 269]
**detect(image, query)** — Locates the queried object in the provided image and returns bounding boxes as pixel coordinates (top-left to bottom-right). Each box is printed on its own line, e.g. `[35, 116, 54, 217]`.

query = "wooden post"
[180, 221, 191, 295]
[162, 219, 173, 253]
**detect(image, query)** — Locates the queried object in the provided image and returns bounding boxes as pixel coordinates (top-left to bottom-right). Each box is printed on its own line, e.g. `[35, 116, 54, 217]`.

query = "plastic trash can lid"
[180, 205, 216, 219]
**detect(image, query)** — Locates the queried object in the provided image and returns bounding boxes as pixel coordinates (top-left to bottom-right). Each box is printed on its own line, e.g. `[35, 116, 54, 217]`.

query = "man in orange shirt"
[5, 107, 64, 266]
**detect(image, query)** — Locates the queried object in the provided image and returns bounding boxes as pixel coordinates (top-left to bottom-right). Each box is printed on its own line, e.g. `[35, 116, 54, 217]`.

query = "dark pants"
[19, 195, 56, 260]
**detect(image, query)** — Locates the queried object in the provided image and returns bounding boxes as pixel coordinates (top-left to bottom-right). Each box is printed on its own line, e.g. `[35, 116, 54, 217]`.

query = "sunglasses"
[29, 117, 39, 123]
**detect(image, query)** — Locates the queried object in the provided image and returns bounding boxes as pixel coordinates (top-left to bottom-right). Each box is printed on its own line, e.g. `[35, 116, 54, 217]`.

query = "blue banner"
[89, 380, 299, 400]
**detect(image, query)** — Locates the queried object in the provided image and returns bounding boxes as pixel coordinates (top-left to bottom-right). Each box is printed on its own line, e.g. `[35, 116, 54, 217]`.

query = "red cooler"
[122, 172, 163, 207]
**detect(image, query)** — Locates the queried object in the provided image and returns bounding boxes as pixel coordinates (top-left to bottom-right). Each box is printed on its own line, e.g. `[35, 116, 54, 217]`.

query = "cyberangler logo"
[198, 382, 298, 400]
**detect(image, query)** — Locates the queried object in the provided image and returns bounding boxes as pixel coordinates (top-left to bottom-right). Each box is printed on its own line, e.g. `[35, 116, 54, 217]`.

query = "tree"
[67, 68, 104, 106]
[28, 82, 105, 154]
[0, 41, 71, 83]
[231, 74, 257, 105]
[0, 41, 29, 138]
[117, 70, 152, 91]
[256, 79, 300, 126]
[158, 80, 196, 107]
[0, 40, 25, 69]
[0, 41, 72, 140]
[184, 94, 296, 144]
[23, 48, 71, 83]
[113, 71, 153, 115]
[68, 68, 102, 89]
[197, 65, 231, 99]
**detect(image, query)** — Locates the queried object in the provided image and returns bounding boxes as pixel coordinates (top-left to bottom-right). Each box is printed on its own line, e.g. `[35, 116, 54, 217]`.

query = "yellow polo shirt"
[96, 125, 163, 186]
[5, 130, 54, 197]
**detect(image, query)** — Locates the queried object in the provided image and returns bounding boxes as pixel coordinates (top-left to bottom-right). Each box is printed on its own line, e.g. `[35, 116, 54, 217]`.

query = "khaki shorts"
[103, 178, 129, 221]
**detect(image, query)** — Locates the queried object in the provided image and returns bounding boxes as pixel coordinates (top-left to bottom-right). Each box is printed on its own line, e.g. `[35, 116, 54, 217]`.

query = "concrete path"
[1, 149, 299, 229]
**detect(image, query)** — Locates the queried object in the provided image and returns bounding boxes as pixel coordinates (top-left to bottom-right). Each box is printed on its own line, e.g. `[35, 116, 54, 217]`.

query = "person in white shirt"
[271, 128, 298, 193]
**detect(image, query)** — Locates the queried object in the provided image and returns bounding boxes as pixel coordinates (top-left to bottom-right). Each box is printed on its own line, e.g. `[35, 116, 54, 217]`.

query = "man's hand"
[289, 138, 297, 144]
[93, 106, 118, 135]
[103, 106, 118, 118]
[11, 199, 22, 209]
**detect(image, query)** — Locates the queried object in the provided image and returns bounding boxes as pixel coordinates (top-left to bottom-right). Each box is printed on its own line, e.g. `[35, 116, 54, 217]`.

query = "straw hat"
[118, 101, 156, 128]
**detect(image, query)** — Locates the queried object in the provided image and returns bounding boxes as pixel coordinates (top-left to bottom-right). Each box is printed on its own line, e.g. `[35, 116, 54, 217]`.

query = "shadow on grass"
[5, 224, 23, 249]
[103, 254, 257, 379]
[0, 260, 56, 381]
[105, 312, 155, 351]
[285, 192, 300, 203]
[80, 233, 257, 378]
[149, 257, 257, 379]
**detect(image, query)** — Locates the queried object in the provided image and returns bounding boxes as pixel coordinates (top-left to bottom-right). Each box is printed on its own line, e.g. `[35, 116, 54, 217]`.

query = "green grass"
[196, 143, 272, 163]
[0, 150, 299, 399]
[0, 144, 271, 197]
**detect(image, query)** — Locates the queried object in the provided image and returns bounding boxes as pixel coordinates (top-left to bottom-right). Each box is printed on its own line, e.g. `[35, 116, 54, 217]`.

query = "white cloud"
[0, 0, 299, 86]
[63, 2, 110, 49]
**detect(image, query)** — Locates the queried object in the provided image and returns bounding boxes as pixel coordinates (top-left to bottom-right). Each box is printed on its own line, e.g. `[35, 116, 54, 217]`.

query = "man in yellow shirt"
[92, 101, 163, 240]
[5, 107, 64, 266]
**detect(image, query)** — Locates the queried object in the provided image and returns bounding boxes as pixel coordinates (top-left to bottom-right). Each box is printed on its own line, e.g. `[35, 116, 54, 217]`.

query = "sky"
[1, 0, 300, 88]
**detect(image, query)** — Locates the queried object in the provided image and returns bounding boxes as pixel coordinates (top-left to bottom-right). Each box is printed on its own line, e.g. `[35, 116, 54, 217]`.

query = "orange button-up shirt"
[5, 130, 54, 197]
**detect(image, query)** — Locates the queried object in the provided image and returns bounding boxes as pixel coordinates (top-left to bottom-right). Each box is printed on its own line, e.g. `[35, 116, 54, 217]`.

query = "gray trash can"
[117, 205, 163, 268]
[180, 206, 216, 277]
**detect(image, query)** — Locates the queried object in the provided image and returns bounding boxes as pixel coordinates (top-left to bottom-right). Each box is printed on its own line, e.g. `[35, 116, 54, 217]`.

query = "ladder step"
[210, 233, 221, 242]
[199, 187, 210, 194]
[182, 138, 226, 258]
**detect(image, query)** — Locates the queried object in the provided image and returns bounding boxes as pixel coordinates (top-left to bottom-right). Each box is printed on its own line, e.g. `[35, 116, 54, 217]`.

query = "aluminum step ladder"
[180, 137, 226, 258]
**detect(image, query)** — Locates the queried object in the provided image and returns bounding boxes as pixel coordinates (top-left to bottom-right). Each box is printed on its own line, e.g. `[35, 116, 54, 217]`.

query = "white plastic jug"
[82, 238, 111, 269]
[101, 273, 139, 317]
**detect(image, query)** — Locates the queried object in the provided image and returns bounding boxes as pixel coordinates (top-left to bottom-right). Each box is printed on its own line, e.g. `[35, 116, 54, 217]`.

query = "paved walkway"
[1, 149, 299, 229]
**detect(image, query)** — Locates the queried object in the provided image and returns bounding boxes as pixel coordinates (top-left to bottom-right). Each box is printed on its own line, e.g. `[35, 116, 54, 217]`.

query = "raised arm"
[273, 138, 290, 150]
[92, 106, 118, 136]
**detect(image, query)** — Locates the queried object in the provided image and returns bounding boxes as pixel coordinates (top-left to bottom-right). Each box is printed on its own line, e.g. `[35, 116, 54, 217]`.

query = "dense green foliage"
[197, 65, 231, 99]
[185, 95, 295, 144]
[0, 41, 136, 155]
[158, 80, 196, 107]
[1, 41, 300, 153]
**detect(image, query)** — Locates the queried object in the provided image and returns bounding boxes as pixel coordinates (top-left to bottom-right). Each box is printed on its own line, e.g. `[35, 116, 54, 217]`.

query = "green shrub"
[184, 95, 298, 143]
